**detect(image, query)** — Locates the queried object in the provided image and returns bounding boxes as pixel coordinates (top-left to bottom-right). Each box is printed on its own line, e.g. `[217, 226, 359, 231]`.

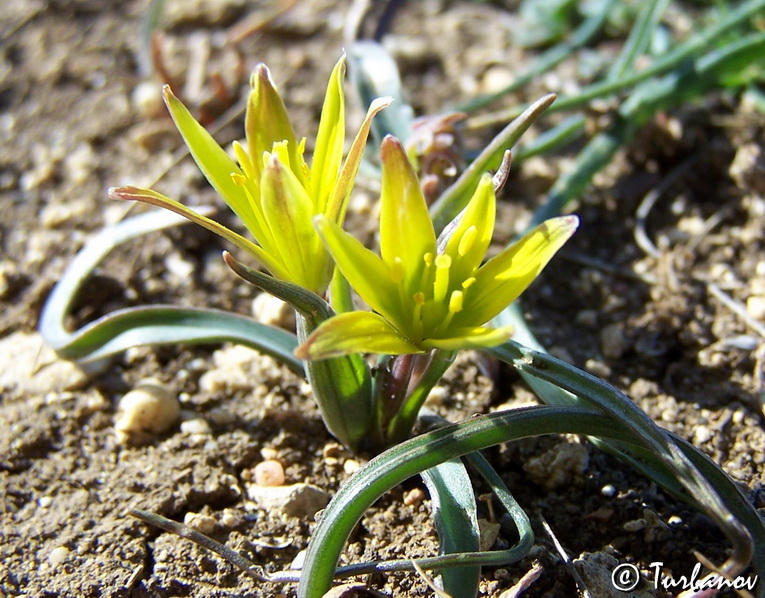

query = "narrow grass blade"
[421, 460, 480, 598]
[606, 0, 670, 81]
[39, 208, 303, 373]
[486, 339, 757, 585]
[297, 405, 641, 597]
[457, 4, 614, 113]
[431, 94, 557, 232]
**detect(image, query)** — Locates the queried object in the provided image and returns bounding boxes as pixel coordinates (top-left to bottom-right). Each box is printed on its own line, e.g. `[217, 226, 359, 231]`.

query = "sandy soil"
[1, 1, 764, 597]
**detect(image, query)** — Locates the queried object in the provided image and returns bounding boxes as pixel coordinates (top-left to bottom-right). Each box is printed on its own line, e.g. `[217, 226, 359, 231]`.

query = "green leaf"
[296, 405, 637, 597]
[222, 251, 332, 325]
[163, 86, 259, 235]
[39, 208, 302, 373]
[295, 314, 374, 454]
[421, 460, 480, 598]
[311, 56, 346, 213]
[296, 312, 421, 360]
[431, 94, 557, 231]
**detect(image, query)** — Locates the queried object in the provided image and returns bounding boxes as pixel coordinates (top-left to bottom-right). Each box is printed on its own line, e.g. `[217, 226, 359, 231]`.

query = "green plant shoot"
[296, 135, 578, 358]
[111, 55, 390, 294]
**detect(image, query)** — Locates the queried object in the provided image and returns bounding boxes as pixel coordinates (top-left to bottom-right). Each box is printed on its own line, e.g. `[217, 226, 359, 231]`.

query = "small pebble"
[114, 378, 179, 444]
[746, 296, 765, 321]
[247, 483, 329, 518]
[132, 81, 165, 119]
[343, 459, 360, 475]
[180, 418, 212, 436]
[600, 484, 616, 497]
[584, 358, 611, 378]
[48, 546, 70, 567]
[252, 293, 295, 330]
[254, 459, 285, 487]
[184, 512, 217, 535]
[37, 496, 53, 508]
[600, 323, 629, 360]
[403, 487, 426, 506]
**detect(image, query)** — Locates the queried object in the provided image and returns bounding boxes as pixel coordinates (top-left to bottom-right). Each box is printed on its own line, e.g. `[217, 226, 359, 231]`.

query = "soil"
[2, 1, 764, 597]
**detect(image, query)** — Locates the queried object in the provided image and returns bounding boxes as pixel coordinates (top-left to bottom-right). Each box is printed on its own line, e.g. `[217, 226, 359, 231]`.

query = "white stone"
[114, 379, 179, 444]
[0, 331, 88, 398]
[246, 483, 329, 518]
[48, 546, 70, 568]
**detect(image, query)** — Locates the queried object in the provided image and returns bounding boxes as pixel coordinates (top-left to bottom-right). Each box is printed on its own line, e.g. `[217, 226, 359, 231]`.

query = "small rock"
[343, 459, 360, 475]
[600, 323, 630, 360]
[524, 441, 589, 491]
[478, 518, 501, 551]
[184, 512, 217, 535]
[746, 296, 765, 321]
[575, 551, 652, 597]
[114, 378, 180, 444]
[132, 80, 165, 119]
[247, 483, 329, 518]
[48, 546, 70, 568]
[0, 331, 88, 397]
[403, 487, 426, 506]
[254, 459, 285, 487]
[180, 417, 212, 436]
[163, 0, 246, 26]
[584, 358, 611, 378]
[252, 293, 295, 330]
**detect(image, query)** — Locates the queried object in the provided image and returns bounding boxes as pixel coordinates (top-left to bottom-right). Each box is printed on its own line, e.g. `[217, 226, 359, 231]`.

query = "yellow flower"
[296, 136, 578, 359]
[110, 56, 390, 294]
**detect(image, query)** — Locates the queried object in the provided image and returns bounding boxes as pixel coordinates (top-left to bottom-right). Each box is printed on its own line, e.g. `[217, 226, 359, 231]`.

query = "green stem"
[385, 350, 456, 445]
[297, 405, 642, 597]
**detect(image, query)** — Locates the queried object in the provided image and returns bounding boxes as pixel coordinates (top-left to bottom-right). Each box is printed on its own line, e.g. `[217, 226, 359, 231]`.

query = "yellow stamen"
[412, 291, 425, 339]
[233, 140, 258, 182]
[458, 225, 477, 257]
[433, 254, 452, 303]
[449, 290, 464, 313]
[461, 276, 476, 290]
[390, 256, 404, 284]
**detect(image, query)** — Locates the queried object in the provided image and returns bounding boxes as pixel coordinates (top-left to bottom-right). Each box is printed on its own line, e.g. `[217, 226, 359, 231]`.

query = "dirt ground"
[1, 1, 764, 597]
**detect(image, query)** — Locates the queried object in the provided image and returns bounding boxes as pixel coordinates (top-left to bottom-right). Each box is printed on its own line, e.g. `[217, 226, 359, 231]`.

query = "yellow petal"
[163, 86, 259, 235]
[246, 64, 304, 184]
[314, 215, 403, 324]
[440, 174, 495, 282]
[379, 136, 437, 292]
[311, 56, 346, 214]
[260, 156, 327, 291]
[326, 96, 392, 225]
[458, 215, 579, 326]
[109, 186, 291, 281]
[423, 325, 513, 351]
[296, 312, 422, 360]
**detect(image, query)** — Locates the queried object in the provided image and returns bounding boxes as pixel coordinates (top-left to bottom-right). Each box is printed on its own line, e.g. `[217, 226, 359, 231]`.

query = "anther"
[458, 226, 477, 257]
[433, 254, 452, 303]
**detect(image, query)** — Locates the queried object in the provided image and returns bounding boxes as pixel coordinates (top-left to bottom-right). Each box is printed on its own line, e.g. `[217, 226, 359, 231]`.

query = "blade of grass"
[606, 0, 670, 81]
[486, 340, 756, 583]
[431, 94, 557, 232]
[470, 0, 765, 126]
[39, 208, 303, 373]
[456, 3, 615, 113]
[297, 405, 643, 597]
[421, 460, 481, 598]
